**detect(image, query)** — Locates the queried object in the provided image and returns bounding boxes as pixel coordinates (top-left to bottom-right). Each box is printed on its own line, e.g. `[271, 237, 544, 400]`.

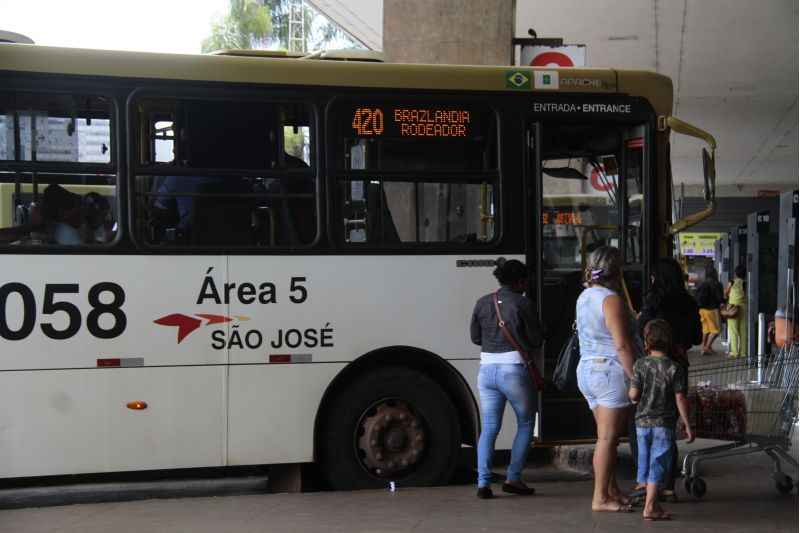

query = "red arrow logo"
[196, 314, 233, 325]
[154, 314, 202, 344]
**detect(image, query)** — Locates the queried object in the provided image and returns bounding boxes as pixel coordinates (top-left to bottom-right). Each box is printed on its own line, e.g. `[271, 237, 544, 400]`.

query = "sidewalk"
[1, 441, 795, 533]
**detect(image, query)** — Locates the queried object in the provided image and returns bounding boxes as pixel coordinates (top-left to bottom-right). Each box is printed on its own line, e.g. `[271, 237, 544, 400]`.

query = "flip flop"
[643, 511, 672, 521]
[628, 488, 646, 505]
[660, 489, 678, 503]
[593, 503, 634, 513]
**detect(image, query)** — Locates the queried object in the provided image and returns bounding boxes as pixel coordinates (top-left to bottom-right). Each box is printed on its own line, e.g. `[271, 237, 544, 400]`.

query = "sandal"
[593, 502, 634, 513]
[643, 511, 672, 521]
[660, 489, 678, 503]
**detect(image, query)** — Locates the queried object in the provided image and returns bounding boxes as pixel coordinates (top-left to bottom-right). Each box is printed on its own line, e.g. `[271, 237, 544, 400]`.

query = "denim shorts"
[576, 357, 630, 410]
[636, 426, 675, 486]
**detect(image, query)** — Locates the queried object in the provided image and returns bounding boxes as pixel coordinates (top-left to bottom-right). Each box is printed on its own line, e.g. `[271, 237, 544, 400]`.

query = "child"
[628, 319, 694, 521]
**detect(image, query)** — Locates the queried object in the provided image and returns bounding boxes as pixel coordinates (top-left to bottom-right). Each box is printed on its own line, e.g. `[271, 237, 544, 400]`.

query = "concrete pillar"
[383, 0, 515, 65]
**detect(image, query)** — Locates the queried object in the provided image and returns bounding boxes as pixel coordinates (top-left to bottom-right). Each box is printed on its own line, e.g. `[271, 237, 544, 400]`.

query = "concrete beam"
[383, 0, 515, 65]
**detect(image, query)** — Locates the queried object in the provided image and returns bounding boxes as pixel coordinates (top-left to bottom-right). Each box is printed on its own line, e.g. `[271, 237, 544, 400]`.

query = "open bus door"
[526, 101, 651, 442]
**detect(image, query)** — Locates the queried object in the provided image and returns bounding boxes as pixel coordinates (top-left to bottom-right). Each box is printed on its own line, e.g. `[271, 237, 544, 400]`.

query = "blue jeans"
[636, 426, 675, 486]
[477, 364, 537, 488]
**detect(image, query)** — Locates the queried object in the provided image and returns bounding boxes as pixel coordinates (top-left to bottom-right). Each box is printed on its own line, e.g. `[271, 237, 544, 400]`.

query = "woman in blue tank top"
[575, 246, 637, 512]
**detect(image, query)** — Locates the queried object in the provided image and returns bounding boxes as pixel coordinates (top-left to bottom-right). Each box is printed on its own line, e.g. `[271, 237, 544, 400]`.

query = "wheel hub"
[356, 401, 426, 478]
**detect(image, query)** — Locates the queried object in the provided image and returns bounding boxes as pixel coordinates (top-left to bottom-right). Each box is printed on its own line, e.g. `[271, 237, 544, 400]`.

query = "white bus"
[0, 43, 715, 489]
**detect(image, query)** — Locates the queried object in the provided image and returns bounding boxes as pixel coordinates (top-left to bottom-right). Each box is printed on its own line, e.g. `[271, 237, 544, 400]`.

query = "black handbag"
[553, 324, 580, 392]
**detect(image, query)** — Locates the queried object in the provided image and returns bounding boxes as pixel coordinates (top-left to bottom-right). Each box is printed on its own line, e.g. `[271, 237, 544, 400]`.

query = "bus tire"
[319, 366, 461, 490]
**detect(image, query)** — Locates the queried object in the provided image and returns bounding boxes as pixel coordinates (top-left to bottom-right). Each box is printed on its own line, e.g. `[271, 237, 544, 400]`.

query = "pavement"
[0, 439, 796, 533]
[2, 342, 796, 532]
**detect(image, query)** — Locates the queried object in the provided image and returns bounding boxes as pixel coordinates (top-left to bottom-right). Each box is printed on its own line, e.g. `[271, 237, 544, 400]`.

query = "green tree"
[264, 0, 362, 52]
[201, 0, 272, 53]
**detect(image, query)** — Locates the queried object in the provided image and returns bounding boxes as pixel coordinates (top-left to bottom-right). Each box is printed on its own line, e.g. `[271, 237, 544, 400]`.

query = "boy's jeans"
[636, 426, 675, 486]
[477, 364, 537, 488]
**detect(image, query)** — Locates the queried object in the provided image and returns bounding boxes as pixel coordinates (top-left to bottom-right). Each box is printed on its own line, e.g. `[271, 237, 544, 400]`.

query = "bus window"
[624, 137, 644, 264]
[0, 93, 111, 164]
[153, 120, 175, 164]
[332, 101, 499, 247]
[0, 91, 116, 246]
[283, 126, 311, 167]
[541, 155, 620, 269]
[540, 123, 645, 269]
[340, 179, 495, 244]
[133, 97, 316, 248]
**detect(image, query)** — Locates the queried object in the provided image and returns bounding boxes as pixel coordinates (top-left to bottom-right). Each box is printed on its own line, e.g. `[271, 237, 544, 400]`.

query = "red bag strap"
[492, 291, 544, 388]
[493, 291, 523, 353]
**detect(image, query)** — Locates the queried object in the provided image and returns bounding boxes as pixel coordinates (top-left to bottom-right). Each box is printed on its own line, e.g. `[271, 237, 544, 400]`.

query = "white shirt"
[480, 350, 523, 365]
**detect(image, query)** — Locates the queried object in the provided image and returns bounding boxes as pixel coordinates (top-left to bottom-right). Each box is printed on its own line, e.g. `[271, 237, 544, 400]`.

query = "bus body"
[0, 44, 715, 488]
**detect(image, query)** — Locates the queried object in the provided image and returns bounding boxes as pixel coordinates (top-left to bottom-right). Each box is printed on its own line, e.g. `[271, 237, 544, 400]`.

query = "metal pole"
[757, 312, 766, 384]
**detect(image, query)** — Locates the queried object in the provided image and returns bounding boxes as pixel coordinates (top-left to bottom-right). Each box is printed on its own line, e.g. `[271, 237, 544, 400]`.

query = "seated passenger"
[152, 176, 224, 239]
[42, 185, 113, 245]
[152, 175, 254, 245]
[43, 184, 83, 244]
[82, 192, 114, 243]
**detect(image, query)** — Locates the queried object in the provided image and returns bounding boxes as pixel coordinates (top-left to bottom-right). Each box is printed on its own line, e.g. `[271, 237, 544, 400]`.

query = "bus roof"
[0, 43, 673, 115]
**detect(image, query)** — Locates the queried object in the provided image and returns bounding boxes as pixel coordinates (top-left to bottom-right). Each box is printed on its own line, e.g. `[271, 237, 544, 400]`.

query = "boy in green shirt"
[629, 319, 694, 520]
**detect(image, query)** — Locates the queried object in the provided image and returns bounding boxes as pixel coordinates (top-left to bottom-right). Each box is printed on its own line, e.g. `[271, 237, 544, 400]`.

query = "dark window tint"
[133, 97, 316, 248]
[340, 179, 496, 245]
[136, 174, 315, 247]
[136, 98, 312, 171]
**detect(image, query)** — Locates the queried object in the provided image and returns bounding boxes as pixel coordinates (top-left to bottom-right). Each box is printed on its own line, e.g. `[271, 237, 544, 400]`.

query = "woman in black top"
[470, 259, 544, 499]
[638, 258, 703, 362]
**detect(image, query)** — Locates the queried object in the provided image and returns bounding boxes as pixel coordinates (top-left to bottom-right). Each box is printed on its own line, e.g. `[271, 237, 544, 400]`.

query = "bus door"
[527, 104, 650, 441]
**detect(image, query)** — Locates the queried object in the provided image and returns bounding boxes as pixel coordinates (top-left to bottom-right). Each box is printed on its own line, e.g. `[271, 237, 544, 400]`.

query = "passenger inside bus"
[148, 165, 313, 247]
[42, 184, 114, 245]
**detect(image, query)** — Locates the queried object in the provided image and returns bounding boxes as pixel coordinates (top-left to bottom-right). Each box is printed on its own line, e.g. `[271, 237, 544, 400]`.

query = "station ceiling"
[311, 0, 798, 192]
[516, 0, 799, 191]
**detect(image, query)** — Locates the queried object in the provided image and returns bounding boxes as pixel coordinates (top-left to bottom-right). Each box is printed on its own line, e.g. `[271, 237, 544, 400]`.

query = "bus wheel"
[319, 366, 460, 490]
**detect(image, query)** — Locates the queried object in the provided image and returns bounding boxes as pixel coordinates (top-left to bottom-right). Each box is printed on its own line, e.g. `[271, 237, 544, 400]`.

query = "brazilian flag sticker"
[505, 70, 531, 90]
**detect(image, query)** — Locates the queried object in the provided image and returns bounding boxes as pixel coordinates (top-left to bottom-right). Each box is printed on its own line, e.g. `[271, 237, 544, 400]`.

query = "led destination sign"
[351, 106, 472, 138]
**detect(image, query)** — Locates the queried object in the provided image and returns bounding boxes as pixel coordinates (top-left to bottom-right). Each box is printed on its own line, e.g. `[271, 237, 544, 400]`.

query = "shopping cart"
[680, 343, 798, 499]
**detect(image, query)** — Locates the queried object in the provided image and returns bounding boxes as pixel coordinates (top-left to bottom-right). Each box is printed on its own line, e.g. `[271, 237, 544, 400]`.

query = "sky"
[0, 0, 230, 54]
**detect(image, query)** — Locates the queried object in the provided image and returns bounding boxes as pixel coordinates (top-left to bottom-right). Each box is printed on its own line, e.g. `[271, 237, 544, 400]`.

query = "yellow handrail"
[664, 116, 717, 235]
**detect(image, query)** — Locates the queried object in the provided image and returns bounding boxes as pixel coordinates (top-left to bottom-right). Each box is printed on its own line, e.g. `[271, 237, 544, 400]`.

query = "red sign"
[530, 51, 574, 67]
[590, 166, 616, 192]
[520, 45, 586, 67]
